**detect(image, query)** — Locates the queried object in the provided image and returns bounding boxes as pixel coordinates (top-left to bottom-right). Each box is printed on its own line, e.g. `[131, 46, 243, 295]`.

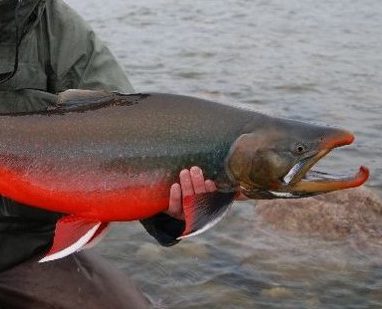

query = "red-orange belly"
[0, 165, 171, 221]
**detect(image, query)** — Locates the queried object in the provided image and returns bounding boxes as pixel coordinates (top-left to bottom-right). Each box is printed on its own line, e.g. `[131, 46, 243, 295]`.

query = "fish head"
[227, 118, 369, 199]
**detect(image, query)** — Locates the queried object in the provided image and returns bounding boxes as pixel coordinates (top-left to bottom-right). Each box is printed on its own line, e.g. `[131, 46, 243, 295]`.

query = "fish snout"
[319, 129, 354, 150]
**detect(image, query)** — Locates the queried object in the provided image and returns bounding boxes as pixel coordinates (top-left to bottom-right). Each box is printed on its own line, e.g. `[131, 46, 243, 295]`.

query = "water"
[65, 0, 382, 307]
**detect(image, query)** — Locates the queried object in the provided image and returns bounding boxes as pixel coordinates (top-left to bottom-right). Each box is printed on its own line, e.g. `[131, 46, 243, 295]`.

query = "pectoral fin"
[178, 191, 236, 240]
[39, 216, 107, 263]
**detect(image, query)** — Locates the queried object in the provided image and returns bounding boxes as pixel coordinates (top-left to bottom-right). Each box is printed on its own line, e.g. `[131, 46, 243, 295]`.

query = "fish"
[0, 90, 369, 262]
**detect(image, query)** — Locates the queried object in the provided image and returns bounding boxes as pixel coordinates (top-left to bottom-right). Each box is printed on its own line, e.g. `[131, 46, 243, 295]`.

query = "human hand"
[164, 166, 217, 220]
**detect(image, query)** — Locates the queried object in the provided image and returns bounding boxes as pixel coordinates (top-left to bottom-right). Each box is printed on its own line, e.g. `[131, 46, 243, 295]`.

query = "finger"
[179, 169, 194, 197]
[205, 179, 217, 192]
[190, 166, 207, 194]
[165, 183, 184, 220]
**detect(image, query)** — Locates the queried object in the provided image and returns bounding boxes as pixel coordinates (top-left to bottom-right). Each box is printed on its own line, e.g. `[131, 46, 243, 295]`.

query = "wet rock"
[255, 188, 382, 241]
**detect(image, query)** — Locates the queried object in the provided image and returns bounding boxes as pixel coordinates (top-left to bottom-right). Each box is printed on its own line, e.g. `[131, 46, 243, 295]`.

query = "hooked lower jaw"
[290, 165, 369, 194]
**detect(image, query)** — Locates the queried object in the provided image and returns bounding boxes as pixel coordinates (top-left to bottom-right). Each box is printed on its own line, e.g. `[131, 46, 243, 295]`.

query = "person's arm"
[44, 0, 133, 94]
[0, 89, 57, 113]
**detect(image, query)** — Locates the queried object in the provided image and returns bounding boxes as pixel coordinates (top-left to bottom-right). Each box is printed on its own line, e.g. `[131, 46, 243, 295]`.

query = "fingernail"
[170, 183, 180, 190]
[190, 166, 201, 174]
[180, 169, 190, 176]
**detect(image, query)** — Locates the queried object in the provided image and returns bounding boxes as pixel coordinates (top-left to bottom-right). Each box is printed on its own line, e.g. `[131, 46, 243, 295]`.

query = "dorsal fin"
[56, 89, 114, 107]
[0, 90, 149, 116]
[51, 89, 148, 113]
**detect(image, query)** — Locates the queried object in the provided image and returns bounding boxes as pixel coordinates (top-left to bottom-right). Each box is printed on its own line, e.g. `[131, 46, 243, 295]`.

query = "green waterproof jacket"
[0, 0, 183, 272]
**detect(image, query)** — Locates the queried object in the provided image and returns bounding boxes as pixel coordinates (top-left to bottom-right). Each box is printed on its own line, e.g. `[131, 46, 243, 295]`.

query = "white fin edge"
[81, 223, 110, 250]
[39, 223, 101, 263]
[177, 205, 232, 240]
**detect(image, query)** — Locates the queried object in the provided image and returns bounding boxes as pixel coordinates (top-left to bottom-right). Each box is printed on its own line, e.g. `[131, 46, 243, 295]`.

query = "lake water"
[65, 0, 382, 307]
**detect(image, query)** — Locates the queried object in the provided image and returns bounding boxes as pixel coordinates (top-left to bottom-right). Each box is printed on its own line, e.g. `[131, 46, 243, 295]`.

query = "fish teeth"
[269, 191, 295, 198]
[283, 161, 304, 185]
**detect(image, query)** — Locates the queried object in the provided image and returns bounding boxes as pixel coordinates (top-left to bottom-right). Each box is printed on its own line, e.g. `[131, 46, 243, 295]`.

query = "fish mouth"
[279, 132, 369, 197]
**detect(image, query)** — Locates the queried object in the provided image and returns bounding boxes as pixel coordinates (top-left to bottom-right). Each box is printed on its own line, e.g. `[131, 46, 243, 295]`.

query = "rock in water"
[255, 188, 382, 241]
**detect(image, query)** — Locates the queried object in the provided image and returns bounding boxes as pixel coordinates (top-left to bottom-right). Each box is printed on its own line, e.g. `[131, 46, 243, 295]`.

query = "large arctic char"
[0, 90, 369, 261]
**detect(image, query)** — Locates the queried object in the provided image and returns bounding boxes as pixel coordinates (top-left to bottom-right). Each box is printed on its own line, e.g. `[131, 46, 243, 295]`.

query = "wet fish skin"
[0, 90, 368, 261]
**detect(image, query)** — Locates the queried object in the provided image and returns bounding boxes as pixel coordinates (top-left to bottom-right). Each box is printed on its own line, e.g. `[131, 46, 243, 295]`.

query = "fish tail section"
[178, 191, 235, 240]
[39, 216, 107, 263]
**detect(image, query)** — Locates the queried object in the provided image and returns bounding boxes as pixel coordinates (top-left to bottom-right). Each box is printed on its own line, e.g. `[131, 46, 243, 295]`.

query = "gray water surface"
[65, 1, 382, 307]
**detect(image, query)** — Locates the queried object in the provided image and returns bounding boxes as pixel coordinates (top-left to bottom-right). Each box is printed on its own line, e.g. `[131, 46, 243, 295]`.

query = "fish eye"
[294, 143, 307, 154]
